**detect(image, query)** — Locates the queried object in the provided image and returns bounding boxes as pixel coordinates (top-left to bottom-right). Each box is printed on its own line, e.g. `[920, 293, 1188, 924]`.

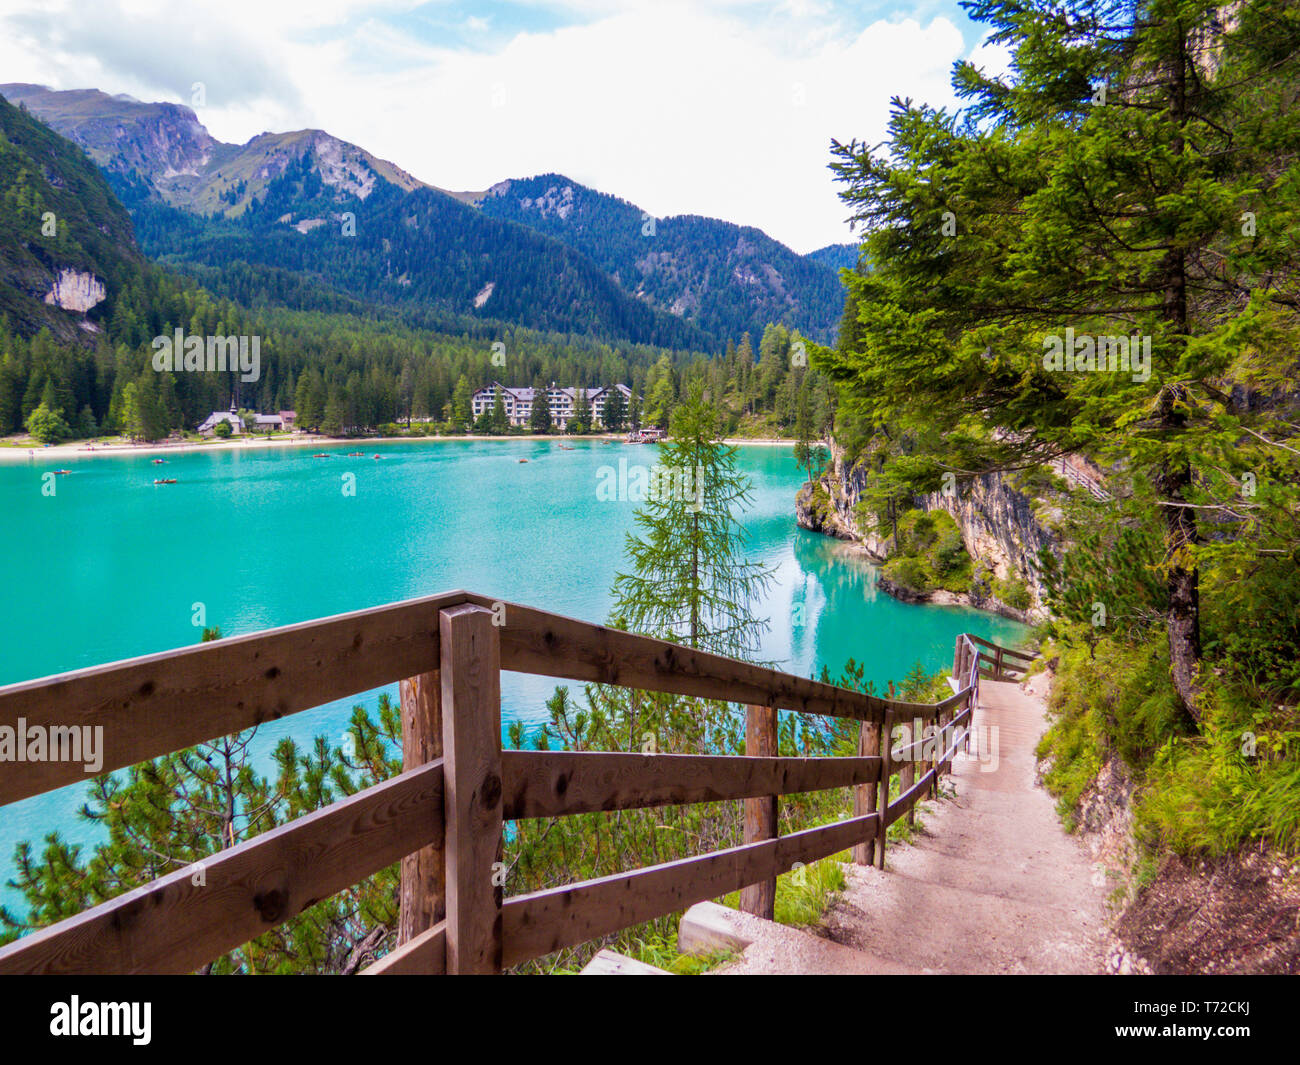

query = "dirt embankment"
[1117, 847, 1300, 975]
[1028, 670, 1300, 975]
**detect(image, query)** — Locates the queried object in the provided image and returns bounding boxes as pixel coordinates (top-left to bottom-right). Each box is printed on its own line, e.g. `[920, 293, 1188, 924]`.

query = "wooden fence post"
[398, 669, 444, 949]
[852, 716, 880, 866]
[740, 703, 778, 920]
[876, 708, 894, 870]
[902, 715, 917, 827]
[440, 604, 503, 974]
[935, 708, 949, 794]
[965, 651, 977, 754]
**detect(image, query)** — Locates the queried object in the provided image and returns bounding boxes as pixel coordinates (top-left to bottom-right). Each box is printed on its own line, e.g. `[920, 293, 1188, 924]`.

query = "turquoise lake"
[0, 438, 1025, 917]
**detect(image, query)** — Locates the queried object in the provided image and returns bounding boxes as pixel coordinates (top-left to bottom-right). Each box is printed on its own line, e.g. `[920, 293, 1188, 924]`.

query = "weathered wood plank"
[477, 597, 891, 723]
[740, 704, 778, 920]
[853, 719, 881, 865]
[440, 604, 504, 975]
[0, 760, 443, 975]
[899, 716, 917, 827]
[0, 590, 469, 807]
[965, 633, 1037, 660]
[500, 751, 880, 819]
[501, 814, 877, 968]
[876, 709, 894, 869]
[398, 669, 444, 945]
[885, 769, 937, 828]
[359, 922, 446, 975]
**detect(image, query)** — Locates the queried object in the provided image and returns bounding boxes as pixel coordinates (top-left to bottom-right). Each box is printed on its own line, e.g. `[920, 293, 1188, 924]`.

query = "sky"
[0, 0, 1012, 254]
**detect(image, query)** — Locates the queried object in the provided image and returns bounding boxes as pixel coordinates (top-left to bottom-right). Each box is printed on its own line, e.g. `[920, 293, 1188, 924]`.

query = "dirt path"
[818, 678, 1111, 974]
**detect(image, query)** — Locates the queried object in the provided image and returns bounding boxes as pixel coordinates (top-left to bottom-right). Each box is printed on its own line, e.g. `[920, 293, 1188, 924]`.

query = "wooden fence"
[965, 632, 1038, 681]
[0, 590, 1034, 975]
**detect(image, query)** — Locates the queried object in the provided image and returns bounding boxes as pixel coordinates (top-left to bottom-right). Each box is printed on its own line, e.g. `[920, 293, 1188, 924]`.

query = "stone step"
[679, 900, 921, 975]
[579, 949, 671, 975]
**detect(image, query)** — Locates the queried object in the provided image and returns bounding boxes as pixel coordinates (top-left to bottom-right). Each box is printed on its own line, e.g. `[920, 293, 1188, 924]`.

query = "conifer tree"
[819, 0, 1300, 721]
[602, 387, 626, 431]
[450, 375, 473, 431]
[491, 389, 509, 434]
[572, 386, 592, 434]
[529, 384, 552, 433]
[610, 383, 773, 659]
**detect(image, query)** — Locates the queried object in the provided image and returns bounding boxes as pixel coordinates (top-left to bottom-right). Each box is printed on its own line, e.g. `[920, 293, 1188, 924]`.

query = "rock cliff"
[796, 438, 1063, 620]
[44, 269, 107, 314]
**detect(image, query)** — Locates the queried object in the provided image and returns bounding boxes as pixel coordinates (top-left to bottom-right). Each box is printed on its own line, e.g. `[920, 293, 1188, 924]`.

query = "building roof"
[197, 411, 243, 432]
[472, 382, 631, 402]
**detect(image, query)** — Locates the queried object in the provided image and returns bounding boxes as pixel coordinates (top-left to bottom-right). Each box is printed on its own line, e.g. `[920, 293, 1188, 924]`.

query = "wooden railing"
[965, 632, 1038, 681]
[0, 590, 1032, 975]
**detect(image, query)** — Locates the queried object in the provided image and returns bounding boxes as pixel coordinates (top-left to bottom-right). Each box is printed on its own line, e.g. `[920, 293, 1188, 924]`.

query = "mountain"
[0, 92, 143, 342]
[473, 175, 845, 343]
[805, 242, 860, 272]
[0, 84, 431, 216]
[3, 85, 845, 349]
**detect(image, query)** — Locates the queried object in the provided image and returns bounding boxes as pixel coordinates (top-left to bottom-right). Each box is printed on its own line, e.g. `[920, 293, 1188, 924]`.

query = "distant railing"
[0, 590, 1033, 974]
[965, 632, 1038, 681]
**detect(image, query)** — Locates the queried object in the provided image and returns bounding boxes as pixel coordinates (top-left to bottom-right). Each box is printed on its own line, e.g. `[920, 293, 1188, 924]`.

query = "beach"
[0, 431, 796, 463]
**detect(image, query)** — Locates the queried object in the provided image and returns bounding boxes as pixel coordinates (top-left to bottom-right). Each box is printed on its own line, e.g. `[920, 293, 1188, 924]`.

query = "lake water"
[0, 438, 1025, 917]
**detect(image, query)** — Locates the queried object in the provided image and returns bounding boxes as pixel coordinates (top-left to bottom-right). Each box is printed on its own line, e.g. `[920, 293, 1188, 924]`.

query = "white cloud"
[0, 0, 988, 252]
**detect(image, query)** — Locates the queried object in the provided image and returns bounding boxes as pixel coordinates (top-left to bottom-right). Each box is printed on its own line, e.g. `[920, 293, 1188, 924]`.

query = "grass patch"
[1037, 626, 1300, 856]
[623, 932, 739, 975]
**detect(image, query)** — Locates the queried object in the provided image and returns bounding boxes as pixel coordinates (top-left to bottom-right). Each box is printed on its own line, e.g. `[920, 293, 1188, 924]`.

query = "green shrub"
[1037, 626, 1300, 856]
[26, 403, 73, 444]
[883, 554, 930, 593]
[992, 576, 1032, 611]
[881, 508, 971, 594]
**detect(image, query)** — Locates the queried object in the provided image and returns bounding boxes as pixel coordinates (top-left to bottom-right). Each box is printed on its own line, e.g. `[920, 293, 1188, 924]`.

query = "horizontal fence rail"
[0, 589, 1036, 975]
[965, 632, 1038, 681]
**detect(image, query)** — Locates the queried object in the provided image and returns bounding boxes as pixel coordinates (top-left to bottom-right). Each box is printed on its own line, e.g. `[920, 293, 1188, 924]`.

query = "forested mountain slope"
[4, 84, 846, 350]
[475, 174, 844, 343]
[0, 92, 143, 342]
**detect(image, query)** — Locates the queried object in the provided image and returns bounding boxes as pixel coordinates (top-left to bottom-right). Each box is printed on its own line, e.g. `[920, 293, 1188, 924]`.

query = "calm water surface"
[0, 439, 1025, 915]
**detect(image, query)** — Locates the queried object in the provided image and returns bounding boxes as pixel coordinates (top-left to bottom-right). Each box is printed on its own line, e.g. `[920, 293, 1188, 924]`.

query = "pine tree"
[450, 375, 473, 431]
[321, 387, 346, 437]
[572, 387, 592, 434]
[602, 387, 626, 431]
[792, 381, 823, 491]
[820, 0, 1300, 722]
[529, 384, 552, 433]
[610, 383, 773, 659]
[491, 389, 509, 434]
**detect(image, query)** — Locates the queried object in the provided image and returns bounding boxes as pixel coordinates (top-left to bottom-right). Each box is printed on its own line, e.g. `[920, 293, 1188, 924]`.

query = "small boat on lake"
[312, 453, 331, 458]
[153, 478, 177, 485]
[152, 459, 166, 465]
[53, 469, 72, 475]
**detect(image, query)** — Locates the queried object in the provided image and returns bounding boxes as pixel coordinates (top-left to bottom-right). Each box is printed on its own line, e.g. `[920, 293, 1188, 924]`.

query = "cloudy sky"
[0, 0, 1010, 253]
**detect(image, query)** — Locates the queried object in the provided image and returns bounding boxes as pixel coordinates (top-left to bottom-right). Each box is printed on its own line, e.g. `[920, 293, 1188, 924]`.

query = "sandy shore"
[0, 431, 795, 463]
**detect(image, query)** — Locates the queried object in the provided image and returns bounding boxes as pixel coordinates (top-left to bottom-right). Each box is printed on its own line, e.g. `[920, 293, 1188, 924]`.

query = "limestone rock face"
[796, 437, 1060, 618]
[43, 269, 107, 313]
[794, 439, 890, 557]
[921, 474, 1055, 597]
